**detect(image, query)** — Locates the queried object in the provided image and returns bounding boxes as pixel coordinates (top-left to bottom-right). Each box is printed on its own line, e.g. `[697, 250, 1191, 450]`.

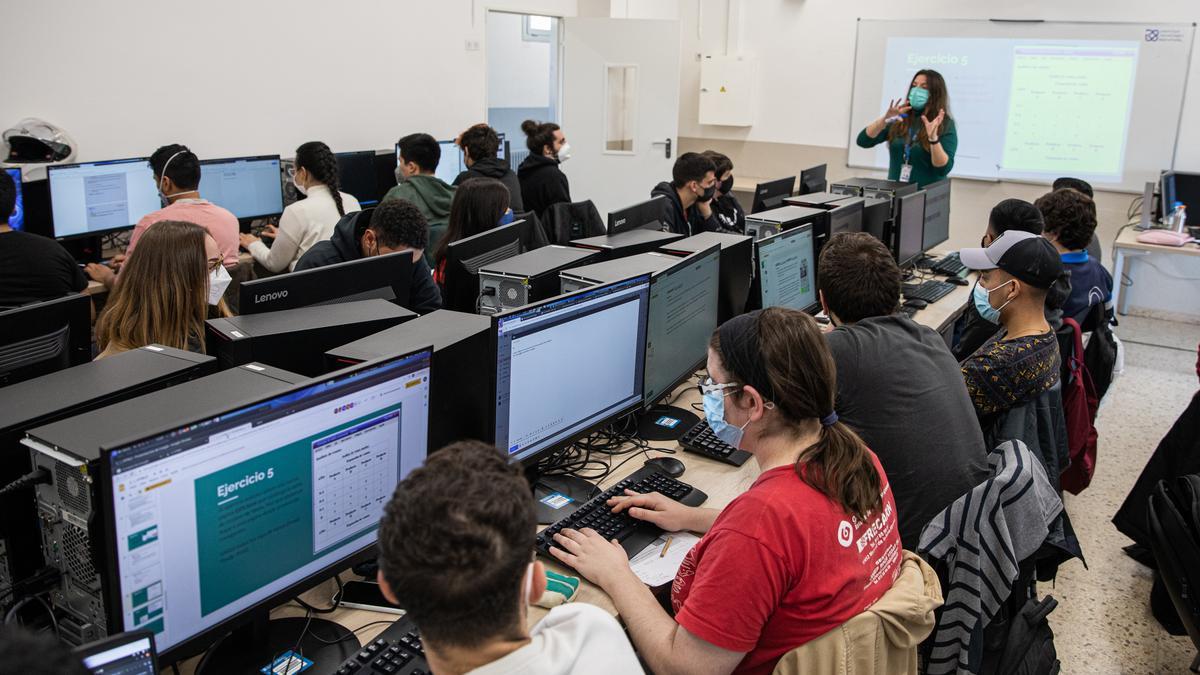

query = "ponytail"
[296, 141, 345, 217]
[799, 422, 883, 521]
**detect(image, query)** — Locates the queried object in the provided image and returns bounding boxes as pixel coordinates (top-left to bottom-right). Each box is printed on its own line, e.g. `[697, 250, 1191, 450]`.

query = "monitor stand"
[530, 472, 599, 525]
[637, 404, 700, 442]
[195, 612, 360, 675]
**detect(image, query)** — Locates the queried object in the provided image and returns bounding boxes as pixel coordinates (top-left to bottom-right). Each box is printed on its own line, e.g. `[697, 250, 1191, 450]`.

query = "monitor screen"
[751, 176, 796, 214]
[799, 164, 827, 195]
[239, 250, 413, 315]
[921, 180, 951, 251]
[608, 196, 666, 235]
[828, 200, 863, 236]
[5, 168, 24, 231]
[644, 248, 720, 406]
[198, 156, 284, 220]
[433, 141, 462, 185]
[337, 151, 380, 207]
[494, 276, 650, 463]
[79, 634, 156, 674]
[48, 158, 159, 239]
[105, 351, 432, 656]
[758, 225, 817, 312]
[896, 191, 927, 267]
[1163, 171, 1200, 217]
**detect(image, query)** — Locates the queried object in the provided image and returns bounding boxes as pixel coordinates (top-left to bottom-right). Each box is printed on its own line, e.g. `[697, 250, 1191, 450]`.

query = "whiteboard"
[847, 19, 1195, 191]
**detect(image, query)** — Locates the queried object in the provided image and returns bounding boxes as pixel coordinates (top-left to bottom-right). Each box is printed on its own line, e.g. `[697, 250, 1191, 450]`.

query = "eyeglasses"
[286, 166, 297, 178]
[207, 258, 222, 273]
[697, 375, 741, 398]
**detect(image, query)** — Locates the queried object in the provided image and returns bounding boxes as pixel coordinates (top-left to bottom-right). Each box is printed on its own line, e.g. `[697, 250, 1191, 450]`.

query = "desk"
[1110, 226, 1200, 315]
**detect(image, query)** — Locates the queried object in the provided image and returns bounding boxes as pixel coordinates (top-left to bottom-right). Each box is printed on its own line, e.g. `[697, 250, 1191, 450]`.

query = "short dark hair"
[988, 198, 1044, 237]
[0, 170, 14, 225]
[1052, 177, 1094, 199]
[370, 199, 429, 250]
[818, 232, 901, 322]
[671, 152, 717, 188]
[397, 133, 441, 173]
[1035, 188, 1097, 251]
[460, 124, 500, 164]
[701, 150, 733, 176]
[0, 627, 89, 675]
[521, 120, 560, 155]
[149, 143, 201, 190]
[377, 441, 534, 648]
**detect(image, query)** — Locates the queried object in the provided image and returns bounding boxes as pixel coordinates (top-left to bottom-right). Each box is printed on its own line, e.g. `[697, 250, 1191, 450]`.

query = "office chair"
[1147, 474, 1200, 672]
[543, 200, 606, 245]
[0, 293, 92, 388]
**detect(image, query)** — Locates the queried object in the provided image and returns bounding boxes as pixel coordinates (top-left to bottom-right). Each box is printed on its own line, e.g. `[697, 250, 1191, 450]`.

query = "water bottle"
[1171, 201, 1187, 232]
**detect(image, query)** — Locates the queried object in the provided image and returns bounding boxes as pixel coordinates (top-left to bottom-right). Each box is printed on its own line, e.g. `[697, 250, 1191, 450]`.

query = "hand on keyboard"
[548, 527, 635, 590]
[608, 489, 696, 531]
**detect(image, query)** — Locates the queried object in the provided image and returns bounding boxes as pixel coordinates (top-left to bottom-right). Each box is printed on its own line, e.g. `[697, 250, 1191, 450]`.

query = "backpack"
[1058, 318, 1099, 495]
[1080, 304, 1118, 402]
[985, 595, 1063, 675]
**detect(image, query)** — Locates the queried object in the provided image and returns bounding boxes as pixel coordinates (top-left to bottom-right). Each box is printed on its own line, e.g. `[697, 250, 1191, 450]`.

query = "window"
[605, 65, 637, 153]
[522, 15, 553, 42]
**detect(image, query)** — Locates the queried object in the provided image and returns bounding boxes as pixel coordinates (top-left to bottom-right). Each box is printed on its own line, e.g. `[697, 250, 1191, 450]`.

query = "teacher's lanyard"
[903, 125, 920, 165]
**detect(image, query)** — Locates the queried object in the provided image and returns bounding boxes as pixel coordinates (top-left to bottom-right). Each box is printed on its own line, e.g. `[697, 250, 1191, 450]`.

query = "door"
[560, 18, 681, 220]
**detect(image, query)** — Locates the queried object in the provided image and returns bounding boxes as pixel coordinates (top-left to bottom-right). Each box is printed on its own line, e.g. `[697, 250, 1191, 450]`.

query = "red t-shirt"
[671, 453, 903, 675]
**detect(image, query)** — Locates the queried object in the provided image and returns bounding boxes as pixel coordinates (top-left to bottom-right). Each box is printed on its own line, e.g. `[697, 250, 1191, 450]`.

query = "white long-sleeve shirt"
[248, 184, 360, 272]
[467, 604, 644, 675]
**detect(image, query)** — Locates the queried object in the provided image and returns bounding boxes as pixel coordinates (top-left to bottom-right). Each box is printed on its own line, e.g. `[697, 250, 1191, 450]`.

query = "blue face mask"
[703, 389, 749, 448]
[972, 279, 1014, 324]
[908, 86, 929, 111]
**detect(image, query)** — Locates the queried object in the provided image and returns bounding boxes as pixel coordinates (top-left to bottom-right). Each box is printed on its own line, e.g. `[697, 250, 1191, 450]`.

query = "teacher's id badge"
[899, 164, 913, 183]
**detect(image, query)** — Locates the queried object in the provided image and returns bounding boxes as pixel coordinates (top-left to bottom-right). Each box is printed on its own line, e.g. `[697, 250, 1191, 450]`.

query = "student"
[0, 170, 87, 309]
[1053, 176, 1102, 260]
[240, 141, 360, 273]
[384, 133, 456, 264]
[376, 440, 644, 675]
[818, 232, 989, 549]
[1036, 188, 1113, 324]
[0, 627, 88, 675]
[553, 308, 903, 675]
[96, 220, 231, 359]
[651, 152, 720, 236]
[294, 198, 442, 315]
[431, 178, 511, 287]
[702, 150, 745, 233]
[517, 120, 571, 217]
[453, 123, 524, 212]
[959, 231, 1065, 424]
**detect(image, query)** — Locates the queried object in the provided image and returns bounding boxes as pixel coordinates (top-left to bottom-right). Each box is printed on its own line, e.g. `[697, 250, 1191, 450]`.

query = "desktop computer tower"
[570, 229, 683, 261]
[828, 177, 879, 197]
[20, 363, 307, 646]
[744, 205, 825, 241]
[783, 192, 859, 210]
[559, 252, 681, 294]
[478, 245, 600, 315]
[862, 180, 919, 202]
[206, 299, 416, 376]
[659, 232, 754, 324]
[325, 310, 491, 453]
[862, 197, 892, 245]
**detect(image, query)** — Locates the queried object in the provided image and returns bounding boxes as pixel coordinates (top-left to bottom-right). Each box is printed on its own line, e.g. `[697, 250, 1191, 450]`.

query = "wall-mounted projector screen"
[847, 19, 1195, 191]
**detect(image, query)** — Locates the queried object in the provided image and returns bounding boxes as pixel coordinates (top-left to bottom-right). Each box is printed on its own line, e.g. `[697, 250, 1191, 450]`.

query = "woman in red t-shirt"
[550, 308, 904, 675]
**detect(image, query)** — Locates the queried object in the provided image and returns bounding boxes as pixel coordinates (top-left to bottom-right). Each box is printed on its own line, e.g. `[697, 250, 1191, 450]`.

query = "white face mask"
[293, 175, 308, 196]
[208, 265, 232, 305]
[556, 142, 571, 163]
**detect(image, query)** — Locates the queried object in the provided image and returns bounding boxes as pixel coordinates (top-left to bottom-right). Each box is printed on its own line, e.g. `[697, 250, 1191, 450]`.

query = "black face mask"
[719, 176, 734, 196]
[699, 183, 717, 202]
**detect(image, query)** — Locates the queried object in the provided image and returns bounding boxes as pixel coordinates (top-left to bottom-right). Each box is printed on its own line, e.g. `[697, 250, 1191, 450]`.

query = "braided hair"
[296, 141, 345, 217]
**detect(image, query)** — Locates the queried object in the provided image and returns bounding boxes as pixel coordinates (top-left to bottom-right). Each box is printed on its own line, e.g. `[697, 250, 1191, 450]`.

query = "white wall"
[0, 0, 578, 162]
[488, 11, 552, 109]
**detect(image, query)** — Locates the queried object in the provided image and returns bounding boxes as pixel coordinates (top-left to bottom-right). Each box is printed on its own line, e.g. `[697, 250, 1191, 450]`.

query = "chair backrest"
[1147, 475, 1200, 653]
[0, 293, 92, 388]
[544, 200, 606, 244]
[513, 210, 551, 251]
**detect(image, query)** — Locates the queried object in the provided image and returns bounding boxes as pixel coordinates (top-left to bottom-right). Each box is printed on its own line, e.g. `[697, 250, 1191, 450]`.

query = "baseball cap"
[959, 230, 1064, 290]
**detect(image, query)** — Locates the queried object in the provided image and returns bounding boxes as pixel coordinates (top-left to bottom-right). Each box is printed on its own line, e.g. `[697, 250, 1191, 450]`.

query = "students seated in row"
[818, 232, 988, 549]
[0, 170, 87, 310]
[377, 440, 644, 675]
[555, 308, 903, 675]
[702, 150, 745, 233]
[385, 133, 456, 266]
[517, 119, 572, 217]
[454, 123, 523, 213]
[651, 152, 720, 236]
[97, 220, 231, 359]
[241, 141, 360, 273]
[959, 231, 1065, 424]
[1036, 188, 1113, 324]
[296, 198, 442, 315]
[432, 178, 512, 286]
[1052, 176, 1102, 261]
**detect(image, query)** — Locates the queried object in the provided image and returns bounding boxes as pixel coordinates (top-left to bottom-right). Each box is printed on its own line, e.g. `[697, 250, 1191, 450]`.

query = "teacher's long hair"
[888, 69, 951, 150]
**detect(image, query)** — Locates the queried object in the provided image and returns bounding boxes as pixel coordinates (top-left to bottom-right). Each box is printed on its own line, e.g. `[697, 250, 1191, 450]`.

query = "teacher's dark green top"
[856, 118, 957, 188]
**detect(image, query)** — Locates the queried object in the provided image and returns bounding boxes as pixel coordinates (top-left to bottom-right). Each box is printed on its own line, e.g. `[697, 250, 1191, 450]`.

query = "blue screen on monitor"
[5, 168, 23, 231]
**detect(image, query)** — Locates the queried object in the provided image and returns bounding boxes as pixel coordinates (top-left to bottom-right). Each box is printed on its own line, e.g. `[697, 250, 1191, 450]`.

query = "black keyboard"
[334, 615, 428, 675]
[929, 253, 968, 277]
[679, 420, 752, 467]
[902, 280, 955, 304]
[536, 464, 707, 560]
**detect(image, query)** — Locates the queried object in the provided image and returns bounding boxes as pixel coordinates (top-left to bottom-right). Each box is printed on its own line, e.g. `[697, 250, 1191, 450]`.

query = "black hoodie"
[650, 182, 720, 236]
[518, 154, 571, 218]
[453, 157, 524, 213]
[295, 211, 442, 315]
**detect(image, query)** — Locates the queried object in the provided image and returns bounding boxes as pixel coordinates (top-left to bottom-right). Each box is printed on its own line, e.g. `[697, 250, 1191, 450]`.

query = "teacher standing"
[856, 69, 956, 188]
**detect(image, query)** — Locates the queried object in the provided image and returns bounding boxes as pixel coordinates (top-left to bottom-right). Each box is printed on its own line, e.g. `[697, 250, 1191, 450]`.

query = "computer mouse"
[903, 298, 928, 310]
[644, 456, 686, 478]
[946, 276, 970, 286]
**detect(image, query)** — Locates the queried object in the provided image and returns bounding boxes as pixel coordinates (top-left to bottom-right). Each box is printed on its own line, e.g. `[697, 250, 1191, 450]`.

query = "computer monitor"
[921, 179, 951, 251]
[894, 191, 927, 269]
[48, 158, 158, 239]
[608, 196, 667, 235]
[373, 149, 399, 198]
[197, 155, 284, 220]
[1161, 170, 1200, 220]
[442, 220, 534, 313]
[799, 164, 827, 195]
[433, 140, 462, 185]
[828, 200, 864, 238]
[336, 150, 382, 207]
[76, 631, 158, 674]
[238, 248, 414, 315]
[751, 176, 796, 214]
[0, 293, 92, 386]
[5, 167, 24, 231]
[757, 224, 818, 314]
[100, 349, 432, 665]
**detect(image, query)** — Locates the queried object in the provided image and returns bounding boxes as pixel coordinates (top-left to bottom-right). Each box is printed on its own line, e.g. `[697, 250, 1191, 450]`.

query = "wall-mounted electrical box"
[699, 54, 756, 127]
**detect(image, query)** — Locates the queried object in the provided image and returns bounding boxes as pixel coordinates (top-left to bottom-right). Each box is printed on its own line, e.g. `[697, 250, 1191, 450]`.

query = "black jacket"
[711, 194, 746, 234]
[453, 157, 524, 213]
[294, 212, 442, 315]
[518, 154, 571, 218]
[650, 182, 720, 236]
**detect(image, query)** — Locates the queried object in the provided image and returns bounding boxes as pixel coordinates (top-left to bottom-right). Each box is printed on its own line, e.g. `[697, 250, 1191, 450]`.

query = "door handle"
[651, 138, 672, 159]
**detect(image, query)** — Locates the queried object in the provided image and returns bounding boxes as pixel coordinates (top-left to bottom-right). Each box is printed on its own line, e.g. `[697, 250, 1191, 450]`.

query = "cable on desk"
[308, 619, 397, 646]
[293, 575, 344, 614]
